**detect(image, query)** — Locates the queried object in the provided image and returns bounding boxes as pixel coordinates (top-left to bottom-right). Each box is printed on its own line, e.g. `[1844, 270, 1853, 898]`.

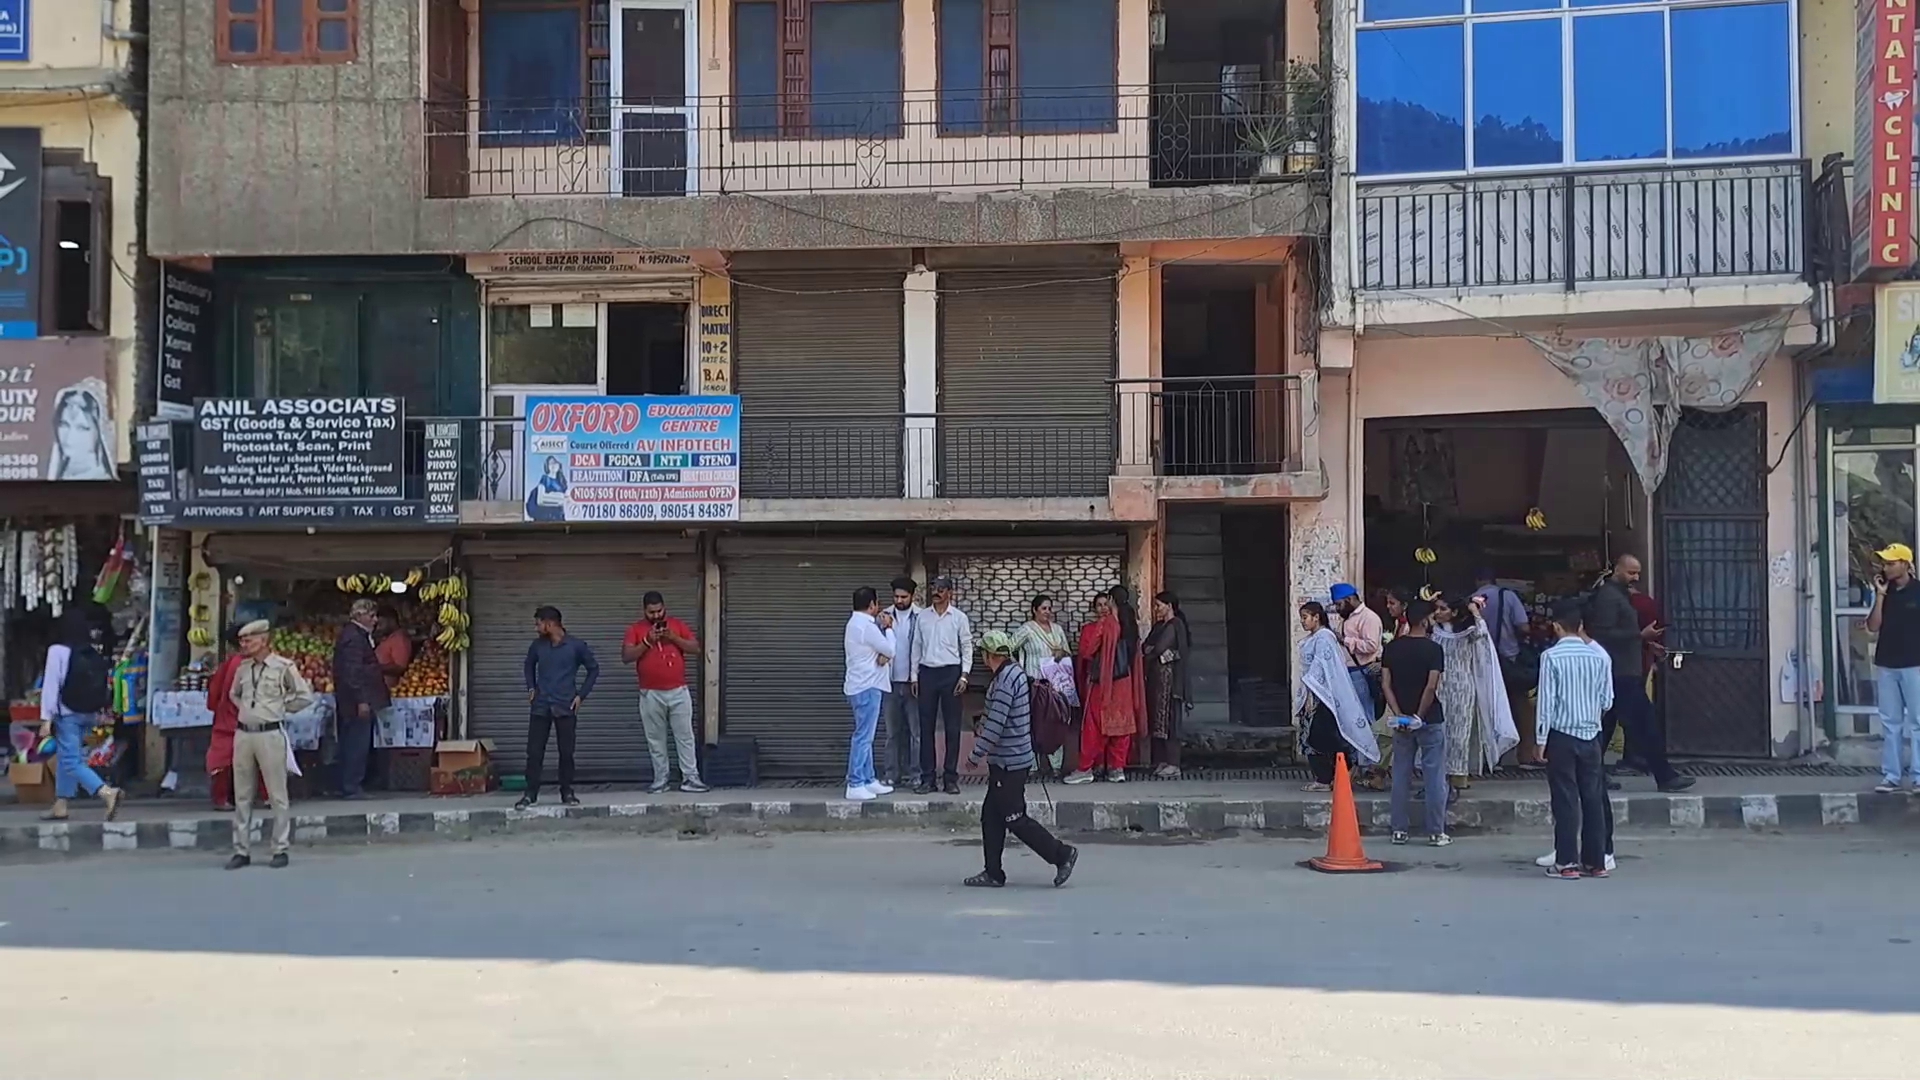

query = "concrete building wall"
[1799, 0, 1854, 167]
[148, 0, 1325, 257]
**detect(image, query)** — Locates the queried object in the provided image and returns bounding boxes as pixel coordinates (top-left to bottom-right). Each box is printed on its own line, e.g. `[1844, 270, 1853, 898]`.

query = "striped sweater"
[970, 661, 1037, 771]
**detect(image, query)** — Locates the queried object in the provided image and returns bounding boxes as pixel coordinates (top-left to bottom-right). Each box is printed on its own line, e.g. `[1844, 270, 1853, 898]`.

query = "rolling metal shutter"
[465, 540, 701, 783]
[938, 270, 1115, 498]
[928, 538, 1127, 649]
[733, 270, 905, 499]
[719, 535, 906, 779]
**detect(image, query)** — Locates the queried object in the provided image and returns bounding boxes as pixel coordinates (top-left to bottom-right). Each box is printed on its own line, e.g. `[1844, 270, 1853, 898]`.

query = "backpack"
[61, 645, 113, 715]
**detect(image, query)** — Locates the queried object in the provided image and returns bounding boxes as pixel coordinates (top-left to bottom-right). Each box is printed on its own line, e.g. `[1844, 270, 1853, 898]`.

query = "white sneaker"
[844, 785, 877, 801]
[1538, 850, 1617, 871]
[863, 781, 894, 796]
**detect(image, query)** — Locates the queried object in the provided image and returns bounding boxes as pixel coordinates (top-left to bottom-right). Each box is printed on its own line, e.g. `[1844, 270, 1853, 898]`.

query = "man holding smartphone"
[1867, 543, 1920, 794]
[623, 591, 708, 794]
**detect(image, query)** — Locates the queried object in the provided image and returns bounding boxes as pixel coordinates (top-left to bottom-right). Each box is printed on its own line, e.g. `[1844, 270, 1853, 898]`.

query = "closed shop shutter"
[719, 536, 906, 779]
[938, 271, 1115, 498]
[733, 270, 905, 499]
[927, 536, 1127, 647]
[465, 541, 702, 783]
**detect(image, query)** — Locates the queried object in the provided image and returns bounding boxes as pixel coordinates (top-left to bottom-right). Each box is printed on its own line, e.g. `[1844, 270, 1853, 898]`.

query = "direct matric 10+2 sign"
[522, 396, 741, 523]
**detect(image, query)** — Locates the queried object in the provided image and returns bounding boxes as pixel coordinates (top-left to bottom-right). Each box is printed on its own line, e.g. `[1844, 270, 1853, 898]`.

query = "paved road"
[3, 831, 1916, 1079]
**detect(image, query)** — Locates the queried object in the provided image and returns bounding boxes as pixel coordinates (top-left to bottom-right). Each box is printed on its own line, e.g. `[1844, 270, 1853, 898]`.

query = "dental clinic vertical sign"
[0, 3, 26, 63]
[0, 127, 38, 339]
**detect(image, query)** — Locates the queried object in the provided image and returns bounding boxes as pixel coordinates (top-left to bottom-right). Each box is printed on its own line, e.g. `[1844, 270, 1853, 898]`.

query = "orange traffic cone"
[1306, 753, 1385, 873]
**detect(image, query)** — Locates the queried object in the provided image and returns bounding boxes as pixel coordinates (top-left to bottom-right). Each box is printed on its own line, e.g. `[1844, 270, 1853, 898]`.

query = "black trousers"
[525, 710, 577, 797]
[1306, 703, 1353, 784]
[917, 664, 965, 784]
[1546, 729, 1608, 869]
[982, 765, 1065, 879]
[337, 711, 374, 796]
[1604, 672, 1677, 785]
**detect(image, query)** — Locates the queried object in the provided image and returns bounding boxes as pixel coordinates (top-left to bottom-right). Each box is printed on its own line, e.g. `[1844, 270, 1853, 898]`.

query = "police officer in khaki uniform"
[227, 619, 312, 869]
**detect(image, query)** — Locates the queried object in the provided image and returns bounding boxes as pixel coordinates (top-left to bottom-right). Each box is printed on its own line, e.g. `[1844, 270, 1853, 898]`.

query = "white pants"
[639, 687, 701, 785]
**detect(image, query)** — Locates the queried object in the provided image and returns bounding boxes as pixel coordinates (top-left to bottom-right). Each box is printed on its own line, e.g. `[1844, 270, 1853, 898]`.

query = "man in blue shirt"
[518, 605, 599, 809]
[1537, 600, 1614, 879]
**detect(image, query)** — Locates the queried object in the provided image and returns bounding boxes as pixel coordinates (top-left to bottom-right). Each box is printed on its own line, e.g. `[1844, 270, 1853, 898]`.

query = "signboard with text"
[0, 127, 40, 338]
[0, 2, 27, 63]
[1855, 0, 1917, 272]
[156, 265, 216, 420]
[1874, 283, 1920, 402]
[523, 396, 740, 523]
[137, 399, 461, 528]
[0, 338, 116, 481]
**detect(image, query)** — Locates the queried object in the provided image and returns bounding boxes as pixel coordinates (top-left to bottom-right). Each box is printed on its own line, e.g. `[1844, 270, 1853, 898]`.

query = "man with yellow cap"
[1866, 542, 1920, 793]
[226, 619, 313, 869]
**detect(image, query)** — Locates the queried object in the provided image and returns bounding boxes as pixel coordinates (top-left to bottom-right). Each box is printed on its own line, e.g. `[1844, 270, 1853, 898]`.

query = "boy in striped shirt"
[1537, 600, 1615, 879]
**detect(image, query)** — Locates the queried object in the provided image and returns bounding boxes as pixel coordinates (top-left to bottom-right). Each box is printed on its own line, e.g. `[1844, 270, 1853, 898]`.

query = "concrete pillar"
[703, 549, 722, 744]
[904, 269, 938, 497]
[1116, 255, 1156, 476]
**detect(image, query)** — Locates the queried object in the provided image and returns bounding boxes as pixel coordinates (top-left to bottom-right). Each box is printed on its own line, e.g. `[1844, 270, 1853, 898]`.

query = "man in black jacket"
[1587, 556, 1693, 793]
[332, 598, 390, 799]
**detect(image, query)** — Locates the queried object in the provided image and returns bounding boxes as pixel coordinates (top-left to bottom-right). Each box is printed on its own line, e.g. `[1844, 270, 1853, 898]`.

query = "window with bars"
[477, 0, 613, 146]
[732, 0, 904, 139]
[937, 0, 1118, 135]
[218, 0, 358, 64]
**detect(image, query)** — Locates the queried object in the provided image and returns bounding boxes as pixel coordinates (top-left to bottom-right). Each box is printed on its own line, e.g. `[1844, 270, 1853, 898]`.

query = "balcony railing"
[422, 83, 1328, 198]
[1357, 160, 1810, 292]
[1113, 374, 1317, 476]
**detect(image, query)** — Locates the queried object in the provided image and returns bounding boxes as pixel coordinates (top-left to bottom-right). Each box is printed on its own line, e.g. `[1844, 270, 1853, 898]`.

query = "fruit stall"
[151, 551, 470, 798]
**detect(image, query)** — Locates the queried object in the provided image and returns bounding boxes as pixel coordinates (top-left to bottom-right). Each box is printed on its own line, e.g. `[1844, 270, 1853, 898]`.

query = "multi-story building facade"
[0, 2, 145, 702]
[145, 0, 1333, 781]
[1318, 0, 1824, 762]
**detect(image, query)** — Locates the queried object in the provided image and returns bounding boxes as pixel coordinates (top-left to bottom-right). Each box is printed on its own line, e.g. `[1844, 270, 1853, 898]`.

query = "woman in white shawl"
[1296, 601, 1380, 791]
[1430, 594, 1520, 791]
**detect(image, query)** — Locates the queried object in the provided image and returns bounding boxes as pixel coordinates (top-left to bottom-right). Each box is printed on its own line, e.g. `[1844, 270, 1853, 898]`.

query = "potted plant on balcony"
[1280, 60, 1327, 175]
[1237, 114, 1293, 180]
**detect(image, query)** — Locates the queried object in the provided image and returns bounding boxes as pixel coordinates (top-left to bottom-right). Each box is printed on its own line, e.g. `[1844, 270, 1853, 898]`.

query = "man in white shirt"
[843, 586, 897, 802]
[880, 576, 922, 790]
[910, 575, 973, 795]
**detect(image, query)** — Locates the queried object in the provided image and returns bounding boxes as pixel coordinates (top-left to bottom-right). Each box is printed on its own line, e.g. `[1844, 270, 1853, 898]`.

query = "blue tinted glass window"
[1018, 0, 1118, 133]
[1670, 2, 1792, 158]
[733, 1, 778, 136]
[1365, 0, 1465, 19]
[1356, 25, 1465, 174]
[1471, 0, 1559, 11]
[1572, 13, 1664, 161]
[480, 5, 584, 146]
[1471, 18, 1561, 167]
[810, 0, 903, 136]
[1569, 0, 1656, 5]
[940, 0, 985, 132]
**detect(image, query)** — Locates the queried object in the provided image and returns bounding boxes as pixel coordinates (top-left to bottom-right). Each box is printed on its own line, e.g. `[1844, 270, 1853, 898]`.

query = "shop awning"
[202, 533, 455, 581]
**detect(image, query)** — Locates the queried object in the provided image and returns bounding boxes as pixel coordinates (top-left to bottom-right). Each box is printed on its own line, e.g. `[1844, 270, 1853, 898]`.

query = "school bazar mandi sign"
[0, 339, 117, 482]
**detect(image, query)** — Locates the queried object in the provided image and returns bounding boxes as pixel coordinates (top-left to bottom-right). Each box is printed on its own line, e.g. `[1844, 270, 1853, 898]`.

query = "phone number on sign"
[568, 502, 737, 521]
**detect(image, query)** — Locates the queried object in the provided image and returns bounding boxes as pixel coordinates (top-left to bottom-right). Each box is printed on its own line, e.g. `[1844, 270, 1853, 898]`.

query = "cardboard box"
[9, 760, 55, 805]
[430, 739, 495, 796]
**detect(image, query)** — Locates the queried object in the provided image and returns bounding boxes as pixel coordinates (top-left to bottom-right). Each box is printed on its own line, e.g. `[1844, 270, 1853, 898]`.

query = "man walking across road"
[623, 591, 708, 794]
[1866, 542, 1920, 793]
[964, 631, 1077, 889]
[1537, 600, 1615, 879]
[332, 598, 388, 799]
[227, 620, 312, 870]
[518, 606, 599, 810]
[880, 576, 922, 790]
[843, 586, 897, 802]
[1586, 555, 1693, 793]
[912, 575, 973, 796]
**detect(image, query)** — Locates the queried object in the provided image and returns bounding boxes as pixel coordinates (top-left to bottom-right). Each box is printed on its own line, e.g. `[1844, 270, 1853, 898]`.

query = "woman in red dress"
[1066, 586, 1145, 784]
[204, 626, 245, 811]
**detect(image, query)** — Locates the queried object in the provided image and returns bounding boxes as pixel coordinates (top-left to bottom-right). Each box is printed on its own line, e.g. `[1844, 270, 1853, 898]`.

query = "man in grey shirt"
[880, 576, 921, 789]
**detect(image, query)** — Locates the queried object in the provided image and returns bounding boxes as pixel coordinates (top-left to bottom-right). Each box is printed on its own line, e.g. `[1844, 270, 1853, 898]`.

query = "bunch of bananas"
[1414, 546, 1438, 565]
[187, 627, 214, 648]
[418, 574, 468, 602]
[1524, 507, 1548, 531]
[335, 573, 396, 595]
[1417, 585, 1440, 602]
[426, 574, 472, 652]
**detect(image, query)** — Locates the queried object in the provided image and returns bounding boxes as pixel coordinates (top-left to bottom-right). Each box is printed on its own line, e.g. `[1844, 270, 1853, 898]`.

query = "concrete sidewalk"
[5, 772, 1915, 859]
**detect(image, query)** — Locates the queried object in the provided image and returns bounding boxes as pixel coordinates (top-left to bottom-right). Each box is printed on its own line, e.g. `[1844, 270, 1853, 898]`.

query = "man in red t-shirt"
[621, 590, 707, 793]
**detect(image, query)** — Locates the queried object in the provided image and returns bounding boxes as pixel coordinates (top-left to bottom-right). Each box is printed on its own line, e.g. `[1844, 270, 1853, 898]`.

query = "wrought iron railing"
[422, 82, 1328, 198]
[1112, 373, 1316, 476]
[1356, 160, 1811, 292]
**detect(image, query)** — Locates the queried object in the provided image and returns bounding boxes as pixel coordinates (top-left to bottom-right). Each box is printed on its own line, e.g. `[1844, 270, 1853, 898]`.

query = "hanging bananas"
[1524, 507, 1548, 531]
[186, 627, 214, 648]
[1414, 546, 1437, 565]
[1417, 585, 1440, 602]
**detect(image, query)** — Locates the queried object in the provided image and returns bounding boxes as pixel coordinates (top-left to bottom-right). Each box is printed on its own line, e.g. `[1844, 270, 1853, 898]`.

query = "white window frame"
[610, 0, 702, 195]
[1352, 0, 1802, 182]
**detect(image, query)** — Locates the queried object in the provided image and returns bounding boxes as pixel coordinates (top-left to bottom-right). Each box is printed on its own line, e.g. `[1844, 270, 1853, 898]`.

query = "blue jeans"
[52, 713, 106, 800]
[846, 688, 882, 788]
[1875, 665, 1920, 784]
[1390, 710, 1448, 836]
[1347, 667, 1374, 719]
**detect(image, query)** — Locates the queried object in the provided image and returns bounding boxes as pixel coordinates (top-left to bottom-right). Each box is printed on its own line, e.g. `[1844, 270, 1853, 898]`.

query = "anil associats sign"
[1857, 0, 1918, 272]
